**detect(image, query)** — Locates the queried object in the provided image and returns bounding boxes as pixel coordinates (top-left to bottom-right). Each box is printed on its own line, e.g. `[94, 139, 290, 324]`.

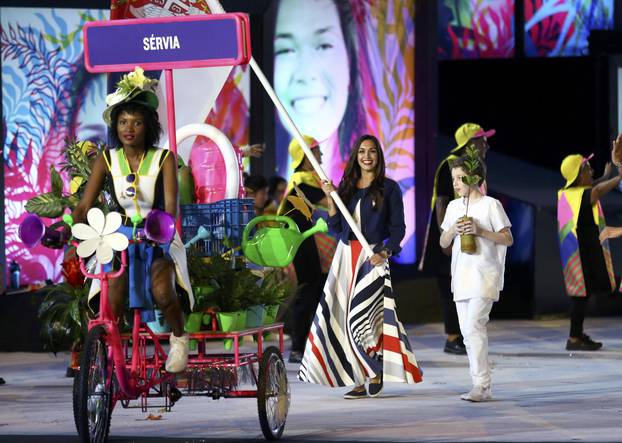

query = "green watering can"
[242, 215, 328, 267]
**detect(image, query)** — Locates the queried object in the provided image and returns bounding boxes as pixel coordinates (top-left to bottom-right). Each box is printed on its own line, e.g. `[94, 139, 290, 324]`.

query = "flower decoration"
[103, 66, 159, 126]
[126, 66, 150, 89]
[71, 208, 129, 264]
[61, 256, 85, 287]
[107, 67, 155, 104]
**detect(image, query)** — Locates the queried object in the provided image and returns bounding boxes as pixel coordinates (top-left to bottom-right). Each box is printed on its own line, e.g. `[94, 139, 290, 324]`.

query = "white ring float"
[164, 123, 239, 199]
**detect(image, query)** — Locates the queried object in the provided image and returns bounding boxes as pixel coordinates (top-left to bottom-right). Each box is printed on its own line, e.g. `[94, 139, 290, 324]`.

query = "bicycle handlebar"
[71, 240, 130, 281]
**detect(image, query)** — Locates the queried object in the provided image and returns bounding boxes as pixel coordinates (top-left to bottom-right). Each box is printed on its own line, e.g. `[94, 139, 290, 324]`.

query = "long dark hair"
[109, 101, 162, 149]
[338, 134, 385, 209]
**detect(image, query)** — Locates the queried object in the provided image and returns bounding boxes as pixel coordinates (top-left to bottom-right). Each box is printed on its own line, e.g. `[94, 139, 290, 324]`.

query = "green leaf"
[25, 192, 66, 218]
[462, 176, 479, 186]
[68, 299, 81, 327]
[50, 166, 63, 197]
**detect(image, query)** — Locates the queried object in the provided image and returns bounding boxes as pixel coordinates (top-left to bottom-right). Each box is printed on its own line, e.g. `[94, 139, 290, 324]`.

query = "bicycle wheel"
[257, 346, 290, 440]
[76, 325, 113, 443]
[72, 374, 80, 433]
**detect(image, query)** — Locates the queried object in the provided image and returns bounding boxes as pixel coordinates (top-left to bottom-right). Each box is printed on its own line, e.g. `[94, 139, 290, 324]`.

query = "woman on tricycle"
[70, 68, 194, 373]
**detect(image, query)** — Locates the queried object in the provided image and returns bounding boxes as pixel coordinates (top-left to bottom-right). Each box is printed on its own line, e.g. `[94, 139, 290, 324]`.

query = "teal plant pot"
[245, 304, 266, 328]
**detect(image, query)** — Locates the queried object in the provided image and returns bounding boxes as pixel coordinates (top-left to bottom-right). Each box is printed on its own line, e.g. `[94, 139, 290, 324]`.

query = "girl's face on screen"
[274, 0, 350, 143]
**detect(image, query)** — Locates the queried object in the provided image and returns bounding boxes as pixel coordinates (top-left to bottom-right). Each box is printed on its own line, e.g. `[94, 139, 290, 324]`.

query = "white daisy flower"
[72, 208, 129, 264]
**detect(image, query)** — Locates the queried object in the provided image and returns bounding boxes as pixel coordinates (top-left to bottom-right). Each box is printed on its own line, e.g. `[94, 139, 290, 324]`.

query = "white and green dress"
[87, 147, 194, 321]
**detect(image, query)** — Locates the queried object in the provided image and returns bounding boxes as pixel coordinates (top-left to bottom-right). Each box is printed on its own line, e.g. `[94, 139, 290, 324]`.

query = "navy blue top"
[327, 178, 405, 255]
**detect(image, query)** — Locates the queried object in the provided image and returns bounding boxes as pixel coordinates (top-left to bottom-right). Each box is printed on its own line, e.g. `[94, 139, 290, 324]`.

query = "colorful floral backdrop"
[524, 0, 614, 57]
[2, 8, 109, 285]
[439, 0, 614, 59]
[438, 0, 515, 59]
[362, 0, 416, 263]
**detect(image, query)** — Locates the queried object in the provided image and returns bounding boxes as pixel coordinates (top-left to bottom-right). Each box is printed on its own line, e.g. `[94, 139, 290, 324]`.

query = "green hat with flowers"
[103, 66, 159, 127]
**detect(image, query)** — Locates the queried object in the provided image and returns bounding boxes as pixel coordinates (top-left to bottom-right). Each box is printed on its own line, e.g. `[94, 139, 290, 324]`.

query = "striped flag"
[299, 240, 422, 387]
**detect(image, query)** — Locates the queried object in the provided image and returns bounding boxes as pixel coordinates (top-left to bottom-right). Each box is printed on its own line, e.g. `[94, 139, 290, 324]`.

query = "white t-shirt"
[440, 196, 511, 301]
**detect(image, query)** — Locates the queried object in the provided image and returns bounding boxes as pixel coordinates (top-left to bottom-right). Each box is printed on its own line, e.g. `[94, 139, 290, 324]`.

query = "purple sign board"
[84, 14, 251, 73]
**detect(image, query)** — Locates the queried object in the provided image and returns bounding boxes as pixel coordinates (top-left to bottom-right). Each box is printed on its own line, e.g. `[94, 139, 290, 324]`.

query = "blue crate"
[181, 199, 254, 256]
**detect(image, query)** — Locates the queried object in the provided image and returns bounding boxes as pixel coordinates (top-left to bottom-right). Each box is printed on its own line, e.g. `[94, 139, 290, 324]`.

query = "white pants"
[455, 298, 494, 388]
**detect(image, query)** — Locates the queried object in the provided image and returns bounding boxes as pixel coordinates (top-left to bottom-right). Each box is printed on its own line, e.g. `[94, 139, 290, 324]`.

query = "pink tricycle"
[72, 238, 290, 443]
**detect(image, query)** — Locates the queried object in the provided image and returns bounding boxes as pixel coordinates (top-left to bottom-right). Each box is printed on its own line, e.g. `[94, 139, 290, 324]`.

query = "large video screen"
[524, 0, 614, 57]
[272, 0, 416, 263]
[438, 0, 515, 59]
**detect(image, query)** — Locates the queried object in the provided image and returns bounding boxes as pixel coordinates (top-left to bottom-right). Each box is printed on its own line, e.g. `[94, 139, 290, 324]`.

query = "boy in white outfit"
[440, 156, 513, 402]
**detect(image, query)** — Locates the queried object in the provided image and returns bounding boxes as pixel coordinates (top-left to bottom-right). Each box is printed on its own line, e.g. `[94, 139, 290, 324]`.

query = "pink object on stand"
[189, 137, 245, 203]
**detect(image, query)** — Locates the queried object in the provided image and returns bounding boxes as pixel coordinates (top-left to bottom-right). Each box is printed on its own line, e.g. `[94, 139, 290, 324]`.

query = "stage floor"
[1, 318, 621, 442]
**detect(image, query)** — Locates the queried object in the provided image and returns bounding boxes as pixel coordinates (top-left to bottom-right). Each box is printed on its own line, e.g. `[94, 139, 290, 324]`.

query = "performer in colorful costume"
[557, 153, 620, 351]
[299, 134, 421, 399]
[73, 68, 193, 372]
[419, 123, 494, 355]
[277, 135, 336, 363]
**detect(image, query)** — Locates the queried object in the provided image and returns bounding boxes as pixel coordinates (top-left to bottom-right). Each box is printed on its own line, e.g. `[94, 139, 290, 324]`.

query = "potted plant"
[37, 255, 90, 375]
[28, 139, 108, 376]
[458, 145, 483, 254]
[26, 139, 110, 221]
[186, 248, 250, 349]
[186, 250, 219, 331]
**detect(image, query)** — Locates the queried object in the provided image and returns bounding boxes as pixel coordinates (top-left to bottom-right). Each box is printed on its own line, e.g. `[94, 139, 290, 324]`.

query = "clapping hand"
[611, 133, 622, 168]
[602, 162, 613, 179]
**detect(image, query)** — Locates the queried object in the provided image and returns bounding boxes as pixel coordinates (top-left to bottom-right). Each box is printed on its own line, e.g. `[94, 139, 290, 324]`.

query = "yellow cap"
[561, 153, 592, 188]
[452, 123, 496, 152]
[289, 135, 319, 170]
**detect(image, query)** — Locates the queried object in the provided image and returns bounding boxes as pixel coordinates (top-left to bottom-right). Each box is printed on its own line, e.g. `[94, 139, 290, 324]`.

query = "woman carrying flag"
[298, 134, 422, 398]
